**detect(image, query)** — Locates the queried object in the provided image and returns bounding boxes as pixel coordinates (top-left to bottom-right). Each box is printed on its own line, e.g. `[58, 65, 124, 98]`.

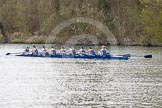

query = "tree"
[140, 0, 162, 43]
[0, 22, 8, 42]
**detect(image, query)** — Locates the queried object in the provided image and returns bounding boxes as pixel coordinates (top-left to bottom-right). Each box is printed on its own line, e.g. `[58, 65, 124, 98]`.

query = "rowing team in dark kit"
[23, 45, 108, 56]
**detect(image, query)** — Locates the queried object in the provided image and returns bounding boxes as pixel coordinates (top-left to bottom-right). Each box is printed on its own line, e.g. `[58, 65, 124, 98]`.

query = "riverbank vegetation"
[0, 0, 161, 46]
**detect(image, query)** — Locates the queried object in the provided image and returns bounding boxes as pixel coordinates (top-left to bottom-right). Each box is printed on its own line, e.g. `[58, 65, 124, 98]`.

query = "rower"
[67, 46, 76, 55]
[59, 46, 67, 55]
[23, 46, 30, 55]
[78, 46, 86, 55]
[98, 45, 107, 57]
[49, 46, 57, 56]
[88, 46, 96, 56]
[32, 45, 38, 56]
[40, 45, 48, 56]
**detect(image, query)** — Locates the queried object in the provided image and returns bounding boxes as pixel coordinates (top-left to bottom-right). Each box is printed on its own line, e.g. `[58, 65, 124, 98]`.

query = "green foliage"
[0, 0, 162, 45]
[0, 35, 3, 42]
[140, 0, 162, 42]
[31, 38, 45, 44]
[158, 36, 162, 42]
[25, 36, 46, 44]
[97, 0, 107, 10]
[11, 37, 25, 43]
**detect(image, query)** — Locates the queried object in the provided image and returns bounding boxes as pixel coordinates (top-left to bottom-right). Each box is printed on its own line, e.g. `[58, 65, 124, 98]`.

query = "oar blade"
[6, 53, 11, 55]
[144, 55, 152, 58]
[6, 52, 23, 55]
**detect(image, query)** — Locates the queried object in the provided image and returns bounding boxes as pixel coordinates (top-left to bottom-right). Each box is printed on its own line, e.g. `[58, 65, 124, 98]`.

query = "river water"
[0, 44, 161, 108]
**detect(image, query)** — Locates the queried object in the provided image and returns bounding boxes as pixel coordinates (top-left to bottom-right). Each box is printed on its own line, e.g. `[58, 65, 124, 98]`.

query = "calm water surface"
[0, 44, 162, 108]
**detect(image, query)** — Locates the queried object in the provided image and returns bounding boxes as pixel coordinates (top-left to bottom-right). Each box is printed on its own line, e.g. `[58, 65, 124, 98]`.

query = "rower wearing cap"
[49, 46, 57, 56]
[40, 45, 48, 56]
[88, 46, 96, 56]
[98, 45, 107, 57]
[78, 46, 86, 55]
[23, 46, 30, 55]
[32, 45, 38, 56]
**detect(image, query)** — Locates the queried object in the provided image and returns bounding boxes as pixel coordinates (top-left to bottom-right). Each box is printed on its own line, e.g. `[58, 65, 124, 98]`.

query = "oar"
[119, 54, 152, 58]
[144, 55, 152, 58]
[107, 53, 130, 57]
[6, 52, 23, 55]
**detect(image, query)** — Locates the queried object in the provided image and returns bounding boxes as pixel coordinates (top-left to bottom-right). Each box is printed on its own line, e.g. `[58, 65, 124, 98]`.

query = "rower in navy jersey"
[32, 45, 38, 56]
[77, 46, 86, 55]
[40, 45, 48, 56]
[23, 46, 30, 55]
[67, 46, 76, 56]
[98, 45, 107, 57]
[87, 46, 96, 56]
[59, 47, 67, 55]
[49, 46, 57, 56]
